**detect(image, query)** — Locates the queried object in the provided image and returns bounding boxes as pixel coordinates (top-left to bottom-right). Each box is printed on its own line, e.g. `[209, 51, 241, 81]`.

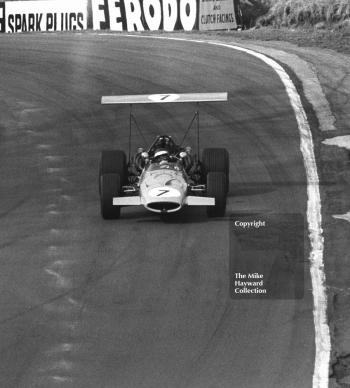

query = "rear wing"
[101, 92, 228, 105]
[101, 92, 229, 162]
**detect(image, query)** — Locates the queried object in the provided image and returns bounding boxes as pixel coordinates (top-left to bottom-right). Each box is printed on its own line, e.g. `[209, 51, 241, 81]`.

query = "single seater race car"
[99, 93, 229, 219]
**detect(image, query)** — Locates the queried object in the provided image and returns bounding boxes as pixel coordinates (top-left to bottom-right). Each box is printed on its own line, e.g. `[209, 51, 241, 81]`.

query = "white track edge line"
[105, 33, 331, 388]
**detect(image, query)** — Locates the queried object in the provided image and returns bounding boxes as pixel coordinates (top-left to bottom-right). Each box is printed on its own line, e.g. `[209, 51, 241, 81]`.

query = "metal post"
[128, 104, 132, 163]
[196, 103, 200, 161]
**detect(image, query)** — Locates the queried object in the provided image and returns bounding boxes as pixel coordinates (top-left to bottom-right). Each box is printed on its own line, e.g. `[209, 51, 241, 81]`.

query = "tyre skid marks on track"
[107, 34, 330, 388]
[28, 122, 82, 384]
[0, 198, 30, 219]
[37, 144, 54, 150]
[0, 112, 83, 386]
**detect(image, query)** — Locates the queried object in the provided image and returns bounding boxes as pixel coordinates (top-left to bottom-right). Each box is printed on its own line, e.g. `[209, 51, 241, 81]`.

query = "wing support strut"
[179, 103, 200, 159]
[128, 104, 147, 163]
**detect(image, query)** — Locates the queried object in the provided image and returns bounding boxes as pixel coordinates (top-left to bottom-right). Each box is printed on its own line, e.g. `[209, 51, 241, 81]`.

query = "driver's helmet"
[154, 148, 169, 162]
[154, 136, 174, 153]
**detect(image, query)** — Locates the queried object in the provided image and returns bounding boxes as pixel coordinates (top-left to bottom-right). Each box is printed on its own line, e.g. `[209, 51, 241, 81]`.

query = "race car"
[99, 93, 229, 219]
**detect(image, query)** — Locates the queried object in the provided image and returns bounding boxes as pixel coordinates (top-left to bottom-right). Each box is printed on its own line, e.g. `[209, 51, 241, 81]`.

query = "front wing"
[113, 196, 215, 206]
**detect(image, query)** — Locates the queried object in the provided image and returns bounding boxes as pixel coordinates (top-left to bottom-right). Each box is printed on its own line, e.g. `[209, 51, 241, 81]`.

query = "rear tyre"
[99, 150, 127, 194]
[202, 148, 229, 192]
[206, 172, 227, 217]
[100, 173, 121, 219]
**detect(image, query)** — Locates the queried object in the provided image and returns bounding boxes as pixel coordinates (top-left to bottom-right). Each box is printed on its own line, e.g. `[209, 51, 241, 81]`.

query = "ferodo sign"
[199, 0, 236, 30]
[91, 0, 198, 31]
[0, 1, 88, 33]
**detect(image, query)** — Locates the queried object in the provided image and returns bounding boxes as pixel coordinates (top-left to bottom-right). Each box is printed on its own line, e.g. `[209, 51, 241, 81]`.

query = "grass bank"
[235, 0, 350, 53]
[257, 0, 350, 28]
[227, 25, 350, 53]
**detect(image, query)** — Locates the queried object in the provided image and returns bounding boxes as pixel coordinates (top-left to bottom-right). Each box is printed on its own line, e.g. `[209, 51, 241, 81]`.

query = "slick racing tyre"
[100, 173, 121, 219]
[202, 148, 229, 192]
[99, 150, 127, 194]
[206, 172, 227, 217]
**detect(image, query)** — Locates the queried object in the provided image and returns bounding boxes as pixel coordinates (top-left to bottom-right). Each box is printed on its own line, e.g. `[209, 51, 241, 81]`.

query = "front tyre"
[100, 173, 121, 219]
[206, 172, 227, 217]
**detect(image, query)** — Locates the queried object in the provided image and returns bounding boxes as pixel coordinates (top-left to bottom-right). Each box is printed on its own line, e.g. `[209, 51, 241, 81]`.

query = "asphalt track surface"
[0, 33, 315, 387]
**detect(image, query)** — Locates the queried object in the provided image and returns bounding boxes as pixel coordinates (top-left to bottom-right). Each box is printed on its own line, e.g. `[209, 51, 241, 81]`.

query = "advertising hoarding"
[199, 0, 236, 30]
[0, 0, 236, 33]
[91, 0, 198, 31]
[0, 0, 88, 33]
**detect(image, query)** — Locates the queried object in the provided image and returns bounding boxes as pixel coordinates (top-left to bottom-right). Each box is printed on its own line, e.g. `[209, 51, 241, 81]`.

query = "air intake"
[147, 202, 180, 212]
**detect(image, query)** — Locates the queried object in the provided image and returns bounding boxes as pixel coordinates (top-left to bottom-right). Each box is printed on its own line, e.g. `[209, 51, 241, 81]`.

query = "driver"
[133, 140, 194, 172]
[133, 147, 172, 171]
[150, 135, 177, 156]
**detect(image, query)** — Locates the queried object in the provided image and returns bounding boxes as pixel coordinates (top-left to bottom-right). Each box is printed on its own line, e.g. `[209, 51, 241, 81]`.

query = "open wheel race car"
[99, 93, 229, 219]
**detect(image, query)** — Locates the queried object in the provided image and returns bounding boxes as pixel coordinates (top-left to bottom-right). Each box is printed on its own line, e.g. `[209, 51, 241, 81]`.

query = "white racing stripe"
[102, 33, 331, 387]
[323, 135, 350, 150]
[212, 41, 331, 388]
[333, 211, 350, 223]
